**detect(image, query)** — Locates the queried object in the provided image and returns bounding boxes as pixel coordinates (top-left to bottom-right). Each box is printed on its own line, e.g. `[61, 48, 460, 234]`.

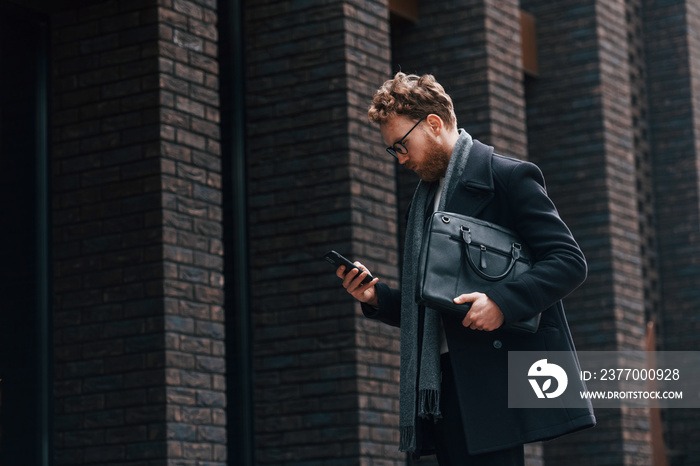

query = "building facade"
[1, 0, 699, 465]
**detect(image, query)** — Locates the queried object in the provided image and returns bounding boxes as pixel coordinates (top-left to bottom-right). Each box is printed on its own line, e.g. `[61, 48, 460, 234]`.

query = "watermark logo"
[510, 351, 697, 408]
[528, 359, 568, 399]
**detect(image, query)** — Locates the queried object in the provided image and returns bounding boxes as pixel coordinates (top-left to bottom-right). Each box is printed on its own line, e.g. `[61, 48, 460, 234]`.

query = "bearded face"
[380, 115, 454, 182]
[413, 137, 451, 182]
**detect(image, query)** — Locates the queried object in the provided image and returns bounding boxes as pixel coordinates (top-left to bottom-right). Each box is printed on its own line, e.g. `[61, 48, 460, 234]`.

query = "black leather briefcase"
[416, 211, 541, 333]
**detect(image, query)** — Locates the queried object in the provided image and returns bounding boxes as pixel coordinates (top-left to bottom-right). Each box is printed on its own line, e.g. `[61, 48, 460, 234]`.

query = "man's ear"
[425, 114, 444, 135]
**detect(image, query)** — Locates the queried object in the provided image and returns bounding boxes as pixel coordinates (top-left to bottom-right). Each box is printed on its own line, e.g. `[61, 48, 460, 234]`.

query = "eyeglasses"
[386, 117, 425, 159]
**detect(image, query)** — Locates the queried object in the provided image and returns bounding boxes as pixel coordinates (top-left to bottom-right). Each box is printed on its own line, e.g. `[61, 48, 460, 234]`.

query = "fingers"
[355, 276, 379, 295]
[458, 293, 504, 331]
[463, 311, 487, 331]
[462, 312, 473, 328]
[335, 261, 379, 307]
[453, 292, 480, 305]
[339, 262, 373, 290]
[335, 264, 363, 284]
[455, 293, 477, 328]
[340, 265, 360, 288]
[461, 311, 482, 330]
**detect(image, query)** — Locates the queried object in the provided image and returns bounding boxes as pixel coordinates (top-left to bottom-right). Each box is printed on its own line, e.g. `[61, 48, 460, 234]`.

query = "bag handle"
[461, 226, 521, 281]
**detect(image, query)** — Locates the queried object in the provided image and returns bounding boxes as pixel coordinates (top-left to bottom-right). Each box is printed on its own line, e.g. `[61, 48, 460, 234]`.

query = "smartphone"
[323, 250, 375, 285]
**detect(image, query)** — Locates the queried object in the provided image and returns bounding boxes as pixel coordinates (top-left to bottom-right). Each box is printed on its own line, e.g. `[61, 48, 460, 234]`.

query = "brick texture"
[51, 2, 165, 463]
[158, 0, 225, 464]
[244, 0, 401, 464]
[521, 0, 649, 464]
[391, 0, 527, 160]
[51, 0, 225, 464]
[644, 0, 700, 462]
[627, 0, 661, 331]
[16, 0, 700, 464]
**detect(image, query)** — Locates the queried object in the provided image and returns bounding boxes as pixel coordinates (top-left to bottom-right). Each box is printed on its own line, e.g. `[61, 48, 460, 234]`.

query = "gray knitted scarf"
[399, 130, 473, 453]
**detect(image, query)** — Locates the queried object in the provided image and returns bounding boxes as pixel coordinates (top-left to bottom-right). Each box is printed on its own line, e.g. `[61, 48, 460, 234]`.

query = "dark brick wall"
[627, 0, 660, 329]
[390, 0, 527, 159]
[158, 0, 226, 463]
[21, 0, 700, 464]
[644, 0, 700, 462]
[50, 0, 225, 464]
[244, 0, 402, 464]
[521, 0, 649, 464]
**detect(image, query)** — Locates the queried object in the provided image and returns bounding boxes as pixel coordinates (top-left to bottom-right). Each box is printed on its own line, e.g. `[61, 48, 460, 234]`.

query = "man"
[336, 72, 595, 465]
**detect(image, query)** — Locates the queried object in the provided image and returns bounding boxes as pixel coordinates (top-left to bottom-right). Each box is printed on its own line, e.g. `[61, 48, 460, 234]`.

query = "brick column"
[244, 0, 402, 463]
[644, 0, 700, 461]
[521, 0, 649, 464]
[390, 0, 527, 159]
[51, 0, 225, 463]
[390, 0, 528, 288]
[158, 0, 225, 463]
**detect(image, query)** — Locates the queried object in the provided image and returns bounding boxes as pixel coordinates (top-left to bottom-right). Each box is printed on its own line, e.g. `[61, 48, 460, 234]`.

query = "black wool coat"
[363, 139, 596, 455]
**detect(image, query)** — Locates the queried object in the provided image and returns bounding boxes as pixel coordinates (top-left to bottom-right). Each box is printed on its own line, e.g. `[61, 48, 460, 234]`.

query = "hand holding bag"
[415, 211, 541, 333]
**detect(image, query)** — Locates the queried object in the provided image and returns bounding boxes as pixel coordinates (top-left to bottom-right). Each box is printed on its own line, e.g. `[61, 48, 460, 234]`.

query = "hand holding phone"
[323, 250, 375, 285]
[325, 250, 379, 308]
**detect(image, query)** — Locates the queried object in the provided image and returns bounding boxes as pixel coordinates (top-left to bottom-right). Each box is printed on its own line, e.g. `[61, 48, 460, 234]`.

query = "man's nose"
[397, 152, 409, 165]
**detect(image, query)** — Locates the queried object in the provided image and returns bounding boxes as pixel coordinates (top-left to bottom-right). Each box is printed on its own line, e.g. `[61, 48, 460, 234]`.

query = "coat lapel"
[445, 139, 495, 217]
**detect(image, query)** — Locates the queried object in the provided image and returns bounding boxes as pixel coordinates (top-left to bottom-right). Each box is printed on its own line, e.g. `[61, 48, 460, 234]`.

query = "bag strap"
[460, 226, 521, 281]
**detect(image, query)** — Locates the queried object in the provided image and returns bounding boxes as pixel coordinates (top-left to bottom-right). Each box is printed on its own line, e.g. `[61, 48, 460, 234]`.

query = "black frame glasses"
[386, 117, 425, 159]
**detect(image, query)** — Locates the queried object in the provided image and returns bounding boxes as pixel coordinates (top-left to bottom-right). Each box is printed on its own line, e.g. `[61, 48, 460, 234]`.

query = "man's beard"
[415, 140, 451, 182]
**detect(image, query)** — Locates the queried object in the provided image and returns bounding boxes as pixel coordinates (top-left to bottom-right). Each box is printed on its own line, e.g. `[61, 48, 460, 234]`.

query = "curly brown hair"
[368, 72, 457, 129]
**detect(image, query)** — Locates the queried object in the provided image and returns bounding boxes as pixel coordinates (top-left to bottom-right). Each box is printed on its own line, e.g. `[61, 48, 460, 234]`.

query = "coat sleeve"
[360, 282, 402, 328]
[485, 161, 587, 326]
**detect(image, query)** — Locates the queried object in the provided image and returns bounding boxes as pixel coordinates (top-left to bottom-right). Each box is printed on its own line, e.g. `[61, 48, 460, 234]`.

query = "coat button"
[493, 340, 502, 349]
